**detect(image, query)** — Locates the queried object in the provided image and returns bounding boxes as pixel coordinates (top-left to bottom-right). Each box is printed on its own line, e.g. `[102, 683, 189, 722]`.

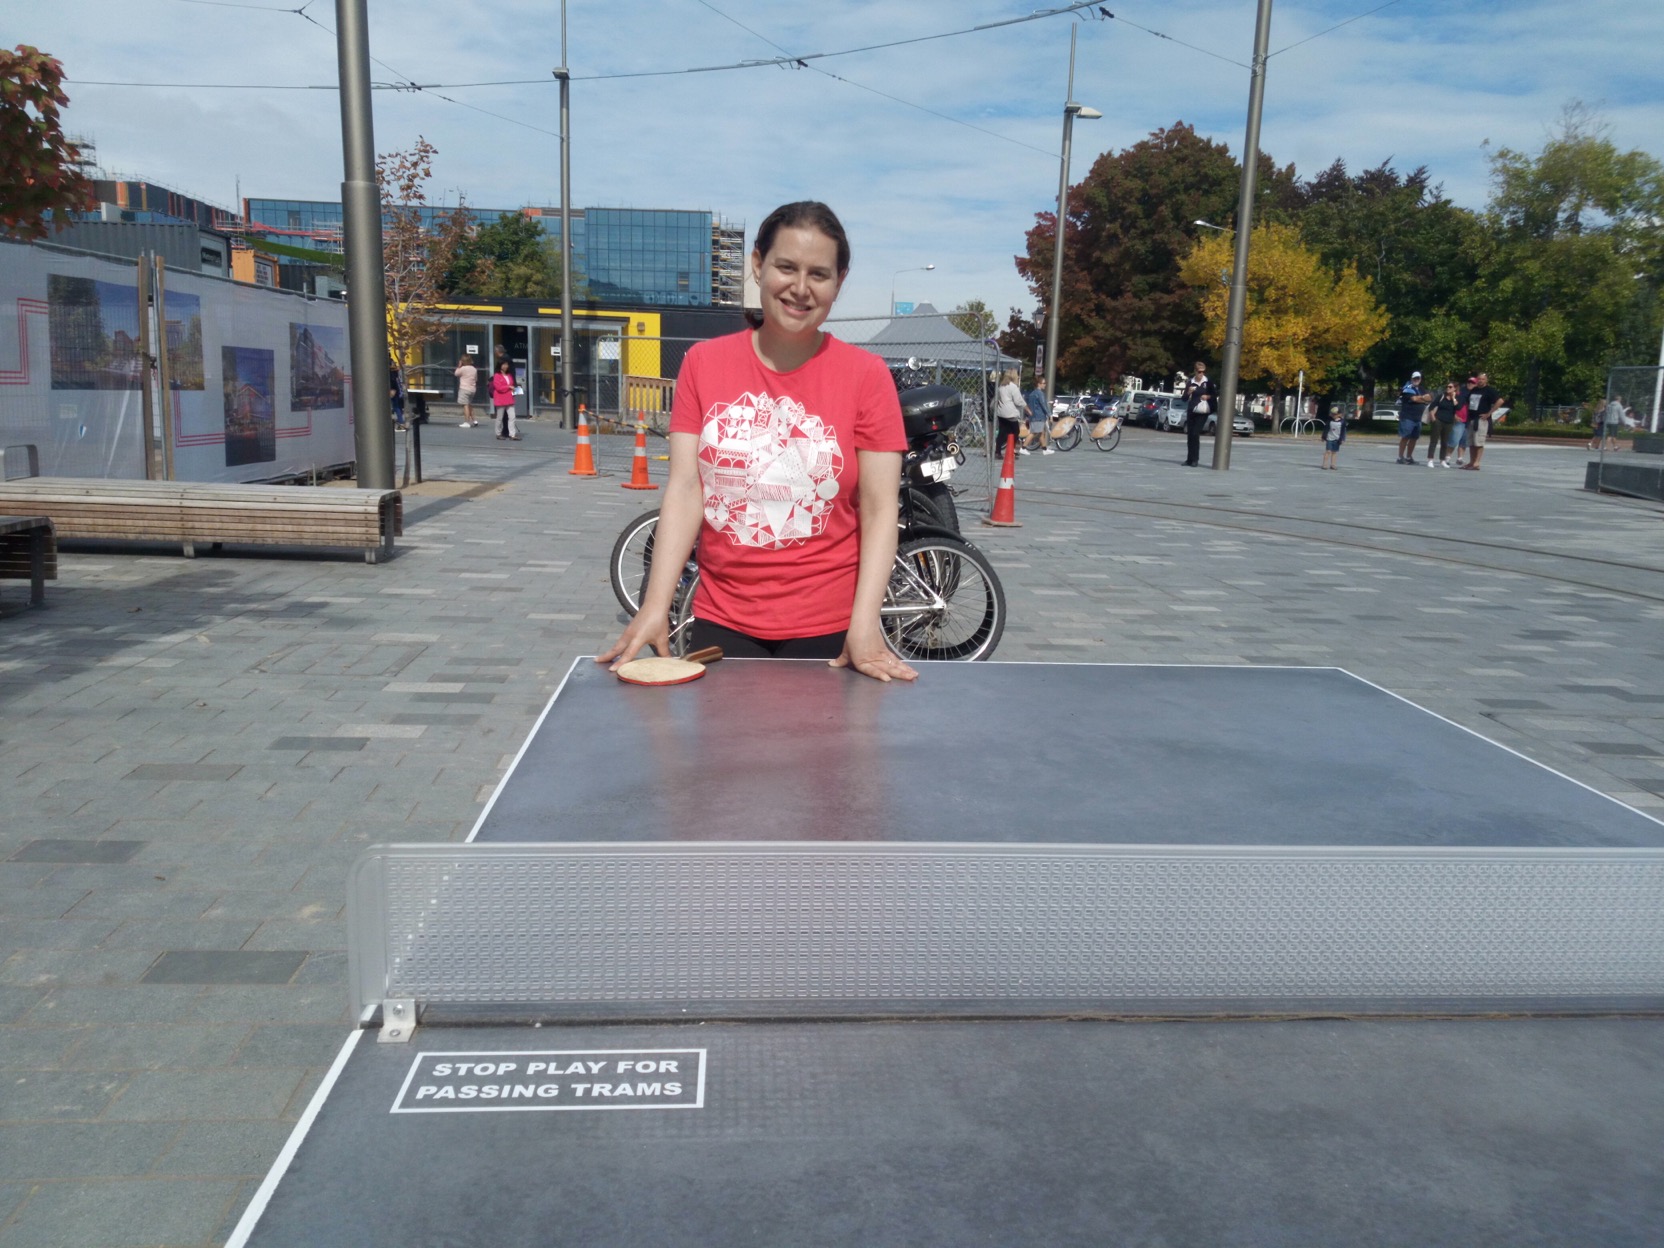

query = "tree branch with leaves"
[1, 45, 95, 240]
[376, 136, 474, 393]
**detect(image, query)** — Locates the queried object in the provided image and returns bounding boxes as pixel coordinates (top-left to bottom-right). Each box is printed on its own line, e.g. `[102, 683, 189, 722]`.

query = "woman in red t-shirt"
[599, 201, 916, 682]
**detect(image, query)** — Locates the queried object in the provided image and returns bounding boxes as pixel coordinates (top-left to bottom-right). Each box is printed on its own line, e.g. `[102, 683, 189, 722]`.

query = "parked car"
[1159, 395, 1188, 431]
[1204, 411, 1255, 437]
[1125, 390, 1175, 428]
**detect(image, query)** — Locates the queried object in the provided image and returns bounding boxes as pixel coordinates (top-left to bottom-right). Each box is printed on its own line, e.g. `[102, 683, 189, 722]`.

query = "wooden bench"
[0, 514, 56, 607]
[0, 479, 402, 564]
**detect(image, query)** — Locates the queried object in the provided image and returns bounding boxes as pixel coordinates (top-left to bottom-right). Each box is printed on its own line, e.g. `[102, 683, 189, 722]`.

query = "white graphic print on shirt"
[698, 390, 844, 548]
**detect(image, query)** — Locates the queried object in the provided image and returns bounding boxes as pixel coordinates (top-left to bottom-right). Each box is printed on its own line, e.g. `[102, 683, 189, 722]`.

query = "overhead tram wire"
[689, 0, 1060, 158]
[86, 0, 1103, 91]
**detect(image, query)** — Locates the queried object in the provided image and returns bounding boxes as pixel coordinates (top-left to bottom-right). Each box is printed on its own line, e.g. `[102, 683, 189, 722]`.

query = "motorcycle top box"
[898, 385, 963, 438]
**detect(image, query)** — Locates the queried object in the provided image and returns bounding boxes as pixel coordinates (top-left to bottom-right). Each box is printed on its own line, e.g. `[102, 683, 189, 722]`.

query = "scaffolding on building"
[711, 216, 745, 307]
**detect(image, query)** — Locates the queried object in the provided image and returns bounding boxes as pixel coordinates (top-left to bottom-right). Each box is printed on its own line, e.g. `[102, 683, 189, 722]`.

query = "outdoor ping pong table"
[228, 661, 1664, 1247]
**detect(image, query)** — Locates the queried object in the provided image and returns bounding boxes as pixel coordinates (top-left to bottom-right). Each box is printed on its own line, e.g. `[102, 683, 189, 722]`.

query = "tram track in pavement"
[1015, 483, 1664, 606]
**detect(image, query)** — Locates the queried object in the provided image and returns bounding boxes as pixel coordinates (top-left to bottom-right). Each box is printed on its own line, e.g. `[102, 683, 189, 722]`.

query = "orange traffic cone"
[621, 414, 658, 491]
[568, 404, 597, 477]
[982, 434, 1021, 527]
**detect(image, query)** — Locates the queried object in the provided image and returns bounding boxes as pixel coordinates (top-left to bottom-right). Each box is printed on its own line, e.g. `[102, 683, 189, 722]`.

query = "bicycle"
[609, 511, 1005, 661]
[1050, 408, 1122, 452]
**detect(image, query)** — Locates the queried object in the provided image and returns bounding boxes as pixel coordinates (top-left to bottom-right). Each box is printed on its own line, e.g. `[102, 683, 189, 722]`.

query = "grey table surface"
[479, 658, 1664, 847]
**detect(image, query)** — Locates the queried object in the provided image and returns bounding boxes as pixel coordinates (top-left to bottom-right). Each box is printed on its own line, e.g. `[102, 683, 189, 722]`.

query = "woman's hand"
[831, 624, 917, 683]
[597, 611, 671, 670]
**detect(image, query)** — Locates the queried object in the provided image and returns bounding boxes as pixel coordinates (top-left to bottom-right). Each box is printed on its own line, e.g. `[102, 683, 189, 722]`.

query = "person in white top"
[454, 356, 479, 427]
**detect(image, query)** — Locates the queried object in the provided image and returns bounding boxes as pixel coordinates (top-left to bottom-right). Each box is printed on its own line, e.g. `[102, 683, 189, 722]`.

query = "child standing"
[490, 360, 519, 440]
[1321, 410, 1346, 469]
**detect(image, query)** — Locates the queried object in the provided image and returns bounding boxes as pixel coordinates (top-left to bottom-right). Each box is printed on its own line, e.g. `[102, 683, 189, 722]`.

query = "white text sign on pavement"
[391, 1049, 707, 1114]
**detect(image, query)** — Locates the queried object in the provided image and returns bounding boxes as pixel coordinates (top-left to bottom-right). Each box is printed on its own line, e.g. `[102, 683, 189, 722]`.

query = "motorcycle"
[896, 382, 964, 534]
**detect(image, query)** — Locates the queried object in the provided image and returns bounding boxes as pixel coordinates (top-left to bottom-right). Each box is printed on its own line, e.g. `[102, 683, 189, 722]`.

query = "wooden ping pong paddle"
[615, 645, 723, 686]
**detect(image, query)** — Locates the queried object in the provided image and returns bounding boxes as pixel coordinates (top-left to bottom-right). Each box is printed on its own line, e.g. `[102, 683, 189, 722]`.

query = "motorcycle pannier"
[898, 384, 963, 438]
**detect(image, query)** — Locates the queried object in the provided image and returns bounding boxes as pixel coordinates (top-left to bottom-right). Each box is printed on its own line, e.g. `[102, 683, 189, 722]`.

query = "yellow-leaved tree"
[1179, 221, 1387, 388]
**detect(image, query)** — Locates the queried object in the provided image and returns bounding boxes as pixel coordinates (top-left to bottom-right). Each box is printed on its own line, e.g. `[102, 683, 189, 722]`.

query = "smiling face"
[753, 226, 845, 341]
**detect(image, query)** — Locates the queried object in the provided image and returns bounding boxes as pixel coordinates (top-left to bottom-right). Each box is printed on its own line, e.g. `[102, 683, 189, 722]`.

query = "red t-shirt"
[669, 330, 905, 639]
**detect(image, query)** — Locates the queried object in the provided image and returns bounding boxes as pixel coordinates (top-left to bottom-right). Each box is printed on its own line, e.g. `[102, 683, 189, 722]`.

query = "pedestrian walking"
[993, 369, 1027, 456]
[1024, 376, 1054, 454]
[490, 360, 519, 440]
[1397, 371, 1430, 462]
[1594, 395, 1625, 451]
[1460, 372, 1499, 471]
[454, 354, 479, 427]
[1320, 408, 1346, 469]
[1181, 360, 1217, 467]
[389, 360, 406, 431]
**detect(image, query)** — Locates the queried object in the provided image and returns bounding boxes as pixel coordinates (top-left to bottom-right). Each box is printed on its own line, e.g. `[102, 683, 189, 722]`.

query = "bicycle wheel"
[609, 509, 659, 614]
[667, 569, 700, 657]
[883, 536, 1005, 662]
[1052, 421, 1082, 452]
[1092, 421, 1122, 452]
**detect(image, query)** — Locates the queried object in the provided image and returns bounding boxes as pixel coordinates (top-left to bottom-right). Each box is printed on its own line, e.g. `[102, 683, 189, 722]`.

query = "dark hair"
[745, 202, 850, 329]
[753, 201, 850, 275]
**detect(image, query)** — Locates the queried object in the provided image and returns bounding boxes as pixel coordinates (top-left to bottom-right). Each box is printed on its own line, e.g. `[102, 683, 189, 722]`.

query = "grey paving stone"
[6, 840, 146, 864]
[0, 948, 161, 989]
[149, 1119, 296, 1177]
[0, 1177, 238, 1248]
[267, 736, 369, 751]
[140, 951, 307, 986]
[60, 1024, 248, 1072]
[231, 1023, 351, 1069]
[123, 763, 243, 782]
[102, 1068, 305, 1122]
[0, 986, 48, 1024]
[0, 1121, 177, 1179]
[0, 1070, 127, 1120]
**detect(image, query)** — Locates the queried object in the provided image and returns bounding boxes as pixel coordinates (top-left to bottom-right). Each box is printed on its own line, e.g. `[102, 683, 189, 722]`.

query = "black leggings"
[689, 619, 845, 659]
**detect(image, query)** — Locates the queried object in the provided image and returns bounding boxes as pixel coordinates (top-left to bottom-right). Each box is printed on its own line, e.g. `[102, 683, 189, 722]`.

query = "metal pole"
[1042, 25, 1078, 418]
[556, 0, 575, 431]
[137, 255, 156, 479]
[1651, 313, 1663, 434]
[1212, 0, 1274, 471]
[153, 257, 175, 481]
[336, 0, 394, 490]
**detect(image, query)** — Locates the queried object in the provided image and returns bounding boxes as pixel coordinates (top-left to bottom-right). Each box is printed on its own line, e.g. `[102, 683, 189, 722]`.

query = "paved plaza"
[2, 419, 1662, 1247]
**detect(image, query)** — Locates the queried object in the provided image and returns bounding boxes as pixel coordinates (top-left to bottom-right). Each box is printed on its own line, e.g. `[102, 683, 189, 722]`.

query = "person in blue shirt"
[1397, 371, 1429, 463]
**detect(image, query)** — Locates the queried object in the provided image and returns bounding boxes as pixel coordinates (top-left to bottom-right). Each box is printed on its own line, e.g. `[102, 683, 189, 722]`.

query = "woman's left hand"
[831, 625, 918, 683]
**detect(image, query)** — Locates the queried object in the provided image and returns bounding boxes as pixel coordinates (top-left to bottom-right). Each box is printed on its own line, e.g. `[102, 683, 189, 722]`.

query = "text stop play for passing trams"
[391, 1049, 707, 1113]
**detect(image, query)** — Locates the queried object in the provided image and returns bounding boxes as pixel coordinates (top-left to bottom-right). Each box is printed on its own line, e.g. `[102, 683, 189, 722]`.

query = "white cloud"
[26, 0, 1664, 319]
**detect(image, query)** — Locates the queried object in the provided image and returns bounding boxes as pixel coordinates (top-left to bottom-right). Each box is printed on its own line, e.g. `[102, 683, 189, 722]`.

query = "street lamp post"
[1043, 24, 1101, 416]
[334, 0, 393, 490]
[554, 0, 574, 430]
[1213, 0, 1276, 471]
[890, 265, 935, 318]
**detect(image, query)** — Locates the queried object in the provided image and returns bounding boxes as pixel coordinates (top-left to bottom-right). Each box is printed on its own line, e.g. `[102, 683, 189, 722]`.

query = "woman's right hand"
[597, 610, 672, 670]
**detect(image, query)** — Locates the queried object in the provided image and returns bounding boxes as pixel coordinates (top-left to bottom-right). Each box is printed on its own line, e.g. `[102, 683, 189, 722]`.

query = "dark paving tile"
[1579, 742, 1661, 756]
[1478, 699, 1552, 709]
[140, 951, 308, 986]
[267, 737, 368, 751]
[8, 840, 146, 864]
[124, 764, 243, 782]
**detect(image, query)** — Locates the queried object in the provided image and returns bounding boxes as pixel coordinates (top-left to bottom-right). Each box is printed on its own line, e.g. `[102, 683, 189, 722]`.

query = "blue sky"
[28, 0, 1664, 320]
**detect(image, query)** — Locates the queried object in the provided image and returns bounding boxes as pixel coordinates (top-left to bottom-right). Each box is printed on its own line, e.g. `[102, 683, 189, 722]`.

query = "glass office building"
[241, 200, 729, 307]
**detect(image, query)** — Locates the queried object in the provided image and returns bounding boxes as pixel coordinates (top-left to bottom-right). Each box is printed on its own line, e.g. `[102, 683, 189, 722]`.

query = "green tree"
[1179, 222, 1387, 391]
[446, 212, 567, 300]
[1294, 160, 1485, 397]
[1464, 104, 1664, 407]
[947, 299, 998, 342]
[1, 45, 94, 239]
[1011, 122, 1298, 388]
